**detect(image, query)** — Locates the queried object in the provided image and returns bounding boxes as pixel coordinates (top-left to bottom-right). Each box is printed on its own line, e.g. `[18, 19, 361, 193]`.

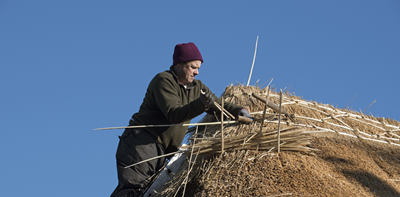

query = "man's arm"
[199, 85, 245, 119]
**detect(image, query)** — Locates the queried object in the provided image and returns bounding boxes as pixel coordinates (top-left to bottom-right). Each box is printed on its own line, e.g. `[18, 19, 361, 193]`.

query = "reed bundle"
[180, 127, 320, 156]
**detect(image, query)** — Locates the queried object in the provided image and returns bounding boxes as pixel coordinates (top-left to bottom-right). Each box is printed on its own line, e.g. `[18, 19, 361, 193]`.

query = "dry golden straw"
[153, 85, 400, 196]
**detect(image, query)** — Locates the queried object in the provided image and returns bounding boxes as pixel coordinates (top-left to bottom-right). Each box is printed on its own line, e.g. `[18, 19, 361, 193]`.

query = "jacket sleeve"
[199, 84, 243, 119]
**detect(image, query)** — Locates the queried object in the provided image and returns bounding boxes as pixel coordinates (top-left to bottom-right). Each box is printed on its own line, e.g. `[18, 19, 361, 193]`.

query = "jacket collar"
[169, 66, 197, 89]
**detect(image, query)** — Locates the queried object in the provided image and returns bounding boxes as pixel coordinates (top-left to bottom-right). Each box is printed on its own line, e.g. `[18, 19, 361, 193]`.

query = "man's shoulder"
[153, 70, 174, 80]
[148, 70, 176, 88]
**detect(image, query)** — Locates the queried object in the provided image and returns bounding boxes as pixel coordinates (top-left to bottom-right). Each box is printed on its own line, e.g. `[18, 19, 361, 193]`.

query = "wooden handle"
[252, 93, 267, 103]
[252, 93, 281, 112]
[237, 116, 253, 123]
[252, 93, 295, 122]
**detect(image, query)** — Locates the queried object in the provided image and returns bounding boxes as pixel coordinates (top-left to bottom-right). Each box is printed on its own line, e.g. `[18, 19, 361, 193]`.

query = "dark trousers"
[111, 128, 165, 197]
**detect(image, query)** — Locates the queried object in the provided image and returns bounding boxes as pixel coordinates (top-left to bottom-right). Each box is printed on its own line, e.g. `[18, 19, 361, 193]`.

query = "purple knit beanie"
[173, 42, 203, 65]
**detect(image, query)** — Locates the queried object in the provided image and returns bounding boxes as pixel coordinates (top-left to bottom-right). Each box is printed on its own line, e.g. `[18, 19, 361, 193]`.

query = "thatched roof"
[153, 85, 400, 196]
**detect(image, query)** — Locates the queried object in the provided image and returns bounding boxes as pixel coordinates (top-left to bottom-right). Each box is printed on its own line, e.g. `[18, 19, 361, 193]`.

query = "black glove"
[200, 90, 215, 107]
[238, 108, 252, 119]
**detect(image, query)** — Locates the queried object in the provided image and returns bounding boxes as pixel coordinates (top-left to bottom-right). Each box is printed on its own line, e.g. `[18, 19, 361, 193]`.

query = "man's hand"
[238, 108, 253, 119]
[200, 89, 215, 107]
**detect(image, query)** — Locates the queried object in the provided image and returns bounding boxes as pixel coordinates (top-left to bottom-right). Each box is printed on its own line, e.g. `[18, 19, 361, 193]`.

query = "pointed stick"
[221, 96, 224, 154]
[363, 100, 376, 113]
[246, 36, 259, 86]
[344, 93, 358, 109]
[256, 87, 270, 152]
[94, 120, 240, 130]
[278, 89, 283, 153]
[124, 151, 181, 168]
[181, 125, 199, 197]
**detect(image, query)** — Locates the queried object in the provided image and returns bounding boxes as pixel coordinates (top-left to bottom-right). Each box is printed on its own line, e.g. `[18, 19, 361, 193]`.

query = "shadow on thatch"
[341, 170, 400, 197]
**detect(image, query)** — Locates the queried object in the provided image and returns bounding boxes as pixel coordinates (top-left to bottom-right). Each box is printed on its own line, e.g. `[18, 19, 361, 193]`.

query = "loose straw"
[363, 99, 376, 113]
[260, 91, 400, 131]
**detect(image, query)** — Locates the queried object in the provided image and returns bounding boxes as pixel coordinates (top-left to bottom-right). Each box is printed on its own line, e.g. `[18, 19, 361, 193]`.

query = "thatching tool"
[200, 90, 235, 120]
[252, 93, 295, 122]
[236, 116, 253, 123]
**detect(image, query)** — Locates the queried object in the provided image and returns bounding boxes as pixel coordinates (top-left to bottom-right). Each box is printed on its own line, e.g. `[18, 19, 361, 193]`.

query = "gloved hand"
[200, 89, 215, 107]
[238, 108, 253, 119]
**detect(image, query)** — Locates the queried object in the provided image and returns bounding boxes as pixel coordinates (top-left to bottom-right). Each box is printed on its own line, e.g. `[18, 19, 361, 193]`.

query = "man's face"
[174, 60, 201, 84]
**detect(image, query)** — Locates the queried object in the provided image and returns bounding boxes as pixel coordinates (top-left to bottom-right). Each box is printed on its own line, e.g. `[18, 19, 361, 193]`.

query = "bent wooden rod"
[94, 116, 252, 130]
[252, 93, 295, 122]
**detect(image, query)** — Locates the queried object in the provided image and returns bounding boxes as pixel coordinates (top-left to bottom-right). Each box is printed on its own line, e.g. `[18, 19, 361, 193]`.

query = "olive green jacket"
[130, 66, 242, 153]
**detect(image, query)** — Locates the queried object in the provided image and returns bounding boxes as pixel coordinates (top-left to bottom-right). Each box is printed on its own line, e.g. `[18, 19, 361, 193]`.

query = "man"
[111, 42, 252, 197]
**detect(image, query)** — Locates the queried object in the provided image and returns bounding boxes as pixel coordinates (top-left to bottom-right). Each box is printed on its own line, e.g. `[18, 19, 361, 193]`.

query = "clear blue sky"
[1, 1, 399, 196]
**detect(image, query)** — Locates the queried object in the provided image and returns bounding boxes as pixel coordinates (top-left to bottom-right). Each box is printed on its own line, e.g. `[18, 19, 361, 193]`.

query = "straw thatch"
[149, 85, 400, 196]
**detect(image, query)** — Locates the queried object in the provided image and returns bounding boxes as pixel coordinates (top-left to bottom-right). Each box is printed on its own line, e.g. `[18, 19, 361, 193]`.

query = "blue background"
[1, 1, 399, 196]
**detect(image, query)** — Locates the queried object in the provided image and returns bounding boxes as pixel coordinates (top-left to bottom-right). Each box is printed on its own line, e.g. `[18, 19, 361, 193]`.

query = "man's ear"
[174, 63, 181, 69]
[172, 64, 178, 70]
